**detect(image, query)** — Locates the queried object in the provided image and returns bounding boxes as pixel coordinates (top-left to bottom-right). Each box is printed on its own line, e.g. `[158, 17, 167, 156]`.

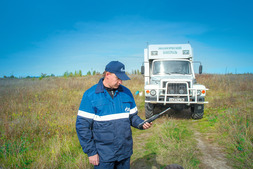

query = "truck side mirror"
[141, 66, 144, 74]
[199, 65, 203, 74]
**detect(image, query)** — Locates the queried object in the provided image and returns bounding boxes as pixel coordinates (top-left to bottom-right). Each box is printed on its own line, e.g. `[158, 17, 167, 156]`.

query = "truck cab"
[141, 44, 208, 119]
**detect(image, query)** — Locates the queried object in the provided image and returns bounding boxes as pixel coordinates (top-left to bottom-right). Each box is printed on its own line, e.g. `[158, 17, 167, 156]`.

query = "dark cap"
[105, 61, 130, 80]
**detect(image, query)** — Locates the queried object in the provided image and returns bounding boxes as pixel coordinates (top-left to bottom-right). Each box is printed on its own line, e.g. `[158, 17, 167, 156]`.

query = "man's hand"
[89, 154, 99, 166]
[142, 122, 152, 129]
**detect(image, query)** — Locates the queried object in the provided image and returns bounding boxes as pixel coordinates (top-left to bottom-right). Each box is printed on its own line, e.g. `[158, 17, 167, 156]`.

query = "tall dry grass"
[0, 76, 100, 168]
[0, 74, 252, 168]
[196, 74, 253, 168]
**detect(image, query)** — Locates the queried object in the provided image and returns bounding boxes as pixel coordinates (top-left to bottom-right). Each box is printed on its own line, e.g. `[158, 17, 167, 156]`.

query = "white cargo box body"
[146, 44, 193, 60]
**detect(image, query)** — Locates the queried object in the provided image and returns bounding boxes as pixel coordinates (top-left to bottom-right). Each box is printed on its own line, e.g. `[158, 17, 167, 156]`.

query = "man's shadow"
[130, 153, 165, 169]
[131, 153, 184, 169]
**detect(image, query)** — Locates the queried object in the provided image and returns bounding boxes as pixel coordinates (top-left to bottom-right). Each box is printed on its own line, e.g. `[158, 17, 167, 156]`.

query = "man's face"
[106, 72, 122, 89]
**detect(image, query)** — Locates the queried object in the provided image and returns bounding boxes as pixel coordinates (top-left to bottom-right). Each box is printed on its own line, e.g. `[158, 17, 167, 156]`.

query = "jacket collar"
[95, 78, 123, 93]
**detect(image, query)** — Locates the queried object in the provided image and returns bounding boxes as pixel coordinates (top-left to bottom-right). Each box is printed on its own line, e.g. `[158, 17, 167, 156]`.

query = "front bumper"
[145, 81, 208, 105]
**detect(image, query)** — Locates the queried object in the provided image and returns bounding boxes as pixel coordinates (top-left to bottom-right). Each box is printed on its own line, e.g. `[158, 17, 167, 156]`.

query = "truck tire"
[191, 105, 204, 119]
[145, 103, 155, 119]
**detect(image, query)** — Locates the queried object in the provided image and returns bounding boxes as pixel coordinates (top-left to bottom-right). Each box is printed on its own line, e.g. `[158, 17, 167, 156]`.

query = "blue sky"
[1, 0, 252, 77]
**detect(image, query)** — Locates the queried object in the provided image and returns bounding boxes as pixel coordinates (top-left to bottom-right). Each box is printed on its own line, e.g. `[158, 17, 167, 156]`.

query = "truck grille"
[162, 82, 189, 94]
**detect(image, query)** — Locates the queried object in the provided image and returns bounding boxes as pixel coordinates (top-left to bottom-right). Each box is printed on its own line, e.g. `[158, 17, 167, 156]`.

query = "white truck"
[141, 44, 208, 119]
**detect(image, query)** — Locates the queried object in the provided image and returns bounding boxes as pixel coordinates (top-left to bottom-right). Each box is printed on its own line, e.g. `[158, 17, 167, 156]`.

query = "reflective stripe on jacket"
[76, 78, 144, 162]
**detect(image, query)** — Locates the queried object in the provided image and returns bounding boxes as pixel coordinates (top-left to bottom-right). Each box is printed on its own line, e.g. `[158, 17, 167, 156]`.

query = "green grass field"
[0, 74, 252, 168]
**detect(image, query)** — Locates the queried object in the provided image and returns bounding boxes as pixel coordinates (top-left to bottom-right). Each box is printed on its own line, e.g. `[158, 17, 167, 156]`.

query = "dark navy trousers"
[94, 157, 130, 169]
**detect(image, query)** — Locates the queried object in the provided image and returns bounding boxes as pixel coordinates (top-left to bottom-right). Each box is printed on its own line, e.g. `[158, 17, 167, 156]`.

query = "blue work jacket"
[76, 78, 144, 162]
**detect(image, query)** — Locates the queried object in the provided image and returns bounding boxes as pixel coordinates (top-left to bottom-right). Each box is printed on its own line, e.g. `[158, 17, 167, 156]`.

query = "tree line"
[2, 69, 142, 79]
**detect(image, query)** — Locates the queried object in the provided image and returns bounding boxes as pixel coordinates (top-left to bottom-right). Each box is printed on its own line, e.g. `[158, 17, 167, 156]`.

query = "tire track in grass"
[193, 130, 232, 169]
[132, 108, 233, 169]
[165, 108, 232, 169]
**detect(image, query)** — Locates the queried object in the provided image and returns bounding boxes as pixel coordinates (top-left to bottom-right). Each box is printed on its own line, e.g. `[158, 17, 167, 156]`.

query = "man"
[76, 61, 152, 169]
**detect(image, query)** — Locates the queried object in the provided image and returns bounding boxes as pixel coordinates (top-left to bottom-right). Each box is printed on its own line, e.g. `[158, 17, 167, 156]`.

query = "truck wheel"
[191, 105, 204, 119]
[145, 103, 154, 119]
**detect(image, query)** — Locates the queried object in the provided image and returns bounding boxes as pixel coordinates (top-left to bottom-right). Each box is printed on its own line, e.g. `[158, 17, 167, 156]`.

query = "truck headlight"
[169, 89, 174, 94]
[150, 90, 156, 96]
[179, 89, 184, 94]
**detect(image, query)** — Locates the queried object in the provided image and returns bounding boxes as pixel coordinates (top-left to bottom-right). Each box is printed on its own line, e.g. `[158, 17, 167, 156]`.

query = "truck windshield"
[152, 60, 192, 75]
